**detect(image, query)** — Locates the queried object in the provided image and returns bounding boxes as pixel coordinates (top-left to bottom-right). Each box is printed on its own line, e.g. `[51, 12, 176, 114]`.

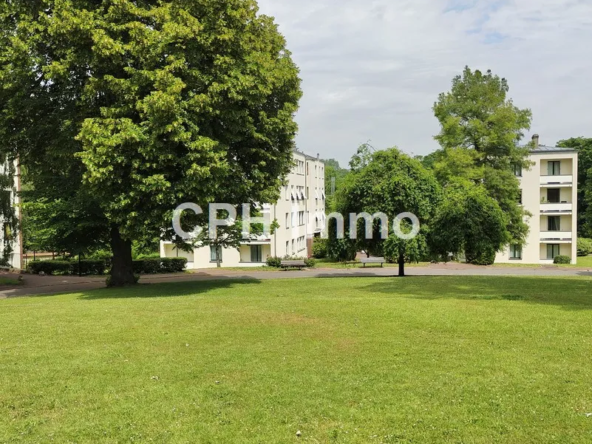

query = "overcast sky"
[257, 0, 592, 166]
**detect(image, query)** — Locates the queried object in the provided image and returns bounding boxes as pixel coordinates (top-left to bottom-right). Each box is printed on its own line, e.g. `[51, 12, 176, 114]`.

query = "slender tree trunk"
[398, 253, 405, 277]
[109, 225, 136, 287]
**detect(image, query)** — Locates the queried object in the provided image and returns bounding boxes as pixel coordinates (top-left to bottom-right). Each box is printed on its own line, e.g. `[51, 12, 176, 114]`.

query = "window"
[548, 216, 561, 231]
[286, 241, 289, 255]
[518, 191, 522, 204]
[547, 244, 561, 259]
[548, 161, 561, 176]
[512, 164, 522, 177]
[285, 213, 289, 229]
[510, 245, 522, 260]
[298, 211, 305, 226]
[210, 246, 222, 263]
[250, 245, 263, 263]
[547, 189, 560, 203]
[291, 240, 295, 254]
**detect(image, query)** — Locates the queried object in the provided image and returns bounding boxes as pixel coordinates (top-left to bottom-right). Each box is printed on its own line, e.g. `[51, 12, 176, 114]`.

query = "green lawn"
[2, 276, 592, 443]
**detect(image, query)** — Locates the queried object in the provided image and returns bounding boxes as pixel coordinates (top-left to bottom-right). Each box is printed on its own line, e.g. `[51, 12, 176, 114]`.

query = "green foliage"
[323, 159, 349, 213]
[334, 147, 441, 274]
[553, 255, 571, 265]
[383, 232, 428, 265]
[265, 256, 283, 268]
[0, 0, 301, 285]
[0, 158, 19, 264]
[132, 258, 187, 274]
[557, 138, 592, 238]
[433, 67, 532, 246]
[577, 238, 592, 257]
[27, 261, 73, 276]
[312, 238, 328, 259]
[430, 182, 509, 265]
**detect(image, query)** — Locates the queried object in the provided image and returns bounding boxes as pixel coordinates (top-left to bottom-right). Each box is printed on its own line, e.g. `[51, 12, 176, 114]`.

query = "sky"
[256, 0, 592, 166]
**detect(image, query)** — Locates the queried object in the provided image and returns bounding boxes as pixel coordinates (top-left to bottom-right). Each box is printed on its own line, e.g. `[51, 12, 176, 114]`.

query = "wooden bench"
[360, 257, 386, 268]
[280, 260, 307, 270]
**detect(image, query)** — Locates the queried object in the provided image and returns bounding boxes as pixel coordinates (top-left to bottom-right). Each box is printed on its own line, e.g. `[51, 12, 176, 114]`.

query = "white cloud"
[257, 0, 592, 165]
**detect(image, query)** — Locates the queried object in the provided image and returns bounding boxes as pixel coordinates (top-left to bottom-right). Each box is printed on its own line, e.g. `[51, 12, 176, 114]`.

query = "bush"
[577, 238, 592, 257]
[266, 256, 282, 268]
[28, 260, 72, 275]
[304, 258, 316, 268]
[132, 258, 187, 274]
[554, 255, 571, 264]
[312, 238, 328, 259]
[466, 247, 496, 266]
[71, 260, 107, 276]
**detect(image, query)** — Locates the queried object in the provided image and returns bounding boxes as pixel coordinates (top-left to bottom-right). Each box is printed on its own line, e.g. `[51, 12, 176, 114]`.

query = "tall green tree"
[0, 0, 301, 285]
[557, 137, 592, 238]
[336, 147, 441, 276]
[433, 67, 532, 260]
[323, 158, 348, 213]
[429, 181, 509, 265]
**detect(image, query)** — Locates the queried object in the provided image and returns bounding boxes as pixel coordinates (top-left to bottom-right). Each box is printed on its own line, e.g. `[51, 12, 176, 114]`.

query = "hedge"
[553, 255, 571, 264]
[266, 256, 316, 268]
[28, 257, 187, 275]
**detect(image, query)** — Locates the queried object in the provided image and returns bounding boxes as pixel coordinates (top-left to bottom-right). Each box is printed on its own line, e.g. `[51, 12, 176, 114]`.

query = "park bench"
[280, 260, 307, 270]
[360, 257, 386, 268]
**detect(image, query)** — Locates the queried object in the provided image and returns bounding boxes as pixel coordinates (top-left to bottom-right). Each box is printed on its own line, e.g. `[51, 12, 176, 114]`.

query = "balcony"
[540, 203, 572, 214]
[540, 175, 573, 187]
[540, 232, 573, 243]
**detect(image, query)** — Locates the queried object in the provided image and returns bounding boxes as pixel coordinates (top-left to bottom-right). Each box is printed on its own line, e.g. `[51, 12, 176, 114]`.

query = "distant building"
[160, 149, 327, 269]
[495, 135, 578, 265]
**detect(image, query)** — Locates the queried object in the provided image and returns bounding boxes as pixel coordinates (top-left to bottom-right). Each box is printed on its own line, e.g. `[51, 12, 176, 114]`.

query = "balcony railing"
[540, 231, 573, 242]
[540, 175, 573, 186]
[540, 203, 572, 214]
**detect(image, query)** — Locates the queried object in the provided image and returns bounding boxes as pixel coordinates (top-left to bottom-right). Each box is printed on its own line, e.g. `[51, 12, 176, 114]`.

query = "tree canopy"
[0, 0, 302, 285]
[333, 147, 441, 275]
[432, 67, 532, 260]
[557, 137, 592, 238]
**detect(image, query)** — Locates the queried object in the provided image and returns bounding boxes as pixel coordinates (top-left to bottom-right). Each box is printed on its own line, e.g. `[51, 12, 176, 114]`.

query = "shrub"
[312, 238, 328, 259]
[71, 260, 107, 276]
[466, 247, 496, 266]
[577, 238, 592, 257]
[304, 258, 316, 268]
[160, 258, 188, 273]
[28, 260, 72, 275]
[131, 258, 187, 274]
[554, 255, 571, 264]
[266, 256, 282, 268]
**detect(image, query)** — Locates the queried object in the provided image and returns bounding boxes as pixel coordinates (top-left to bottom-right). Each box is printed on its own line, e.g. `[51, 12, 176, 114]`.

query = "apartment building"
[160, 149, 327, 269]
[495, 135, 578, 265]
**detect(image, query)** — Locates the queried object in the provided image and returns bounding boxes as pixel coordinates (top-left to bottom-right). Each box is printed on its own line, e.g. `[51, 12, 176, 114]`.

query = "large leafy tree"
[336, 147, 441, 276]
[429, 181, 509, 265]
[433, 67, 532, 258]
[0, 0, 301, 285]
[557, 137, 592, 238]
[323, 158, 349, 213]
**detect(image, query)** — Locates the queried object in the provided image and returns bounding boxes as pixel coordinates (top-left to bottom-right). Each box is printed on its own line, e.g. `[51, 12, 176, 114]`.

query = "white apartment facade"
[495, 135, 578, 265]
[160, 149, 327, 269]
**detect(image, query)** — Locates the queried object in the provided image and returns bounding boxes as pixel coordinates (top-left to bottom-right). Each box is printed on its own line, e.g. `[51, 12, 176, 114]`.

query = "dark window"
[547, 189, 560, 203]
[512, 164, 522, 177]
[251, 245, 262, 263]
[548, 216, 561, 231]
[547, 161, 561, 176]
[547, 244, 560, 259]
[510, 245, 522, 259]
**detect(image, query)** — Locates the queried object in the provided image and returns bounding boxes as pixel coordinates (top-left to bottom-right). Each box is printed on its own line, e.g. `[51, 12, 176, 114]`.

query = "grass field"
[2, 276, 592, 443]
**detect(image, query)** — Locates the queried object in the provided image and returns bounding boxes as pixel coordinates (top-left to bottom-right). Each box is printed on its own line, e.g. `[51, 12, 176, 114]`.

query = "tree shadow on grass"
[77, 278, 263, 300]
[360, 275, 592, 311]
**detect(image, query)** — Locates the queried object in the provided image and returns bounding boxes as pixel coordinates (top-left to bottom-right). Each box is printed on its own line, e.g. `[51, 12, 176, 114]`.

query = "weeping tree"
[0, 0, 301, 285]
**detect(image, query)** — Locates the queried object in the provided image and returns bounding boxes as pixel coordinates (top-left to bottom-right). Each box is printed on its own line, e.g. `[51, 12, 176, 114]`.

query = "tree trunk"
[109, 225, 136, 287]
[398, 253, 405, 277]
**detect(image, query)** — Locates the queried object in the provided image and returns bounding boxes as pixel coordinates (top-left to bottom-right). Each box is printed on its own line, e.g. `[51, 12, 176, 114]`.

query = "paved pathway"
[1, 264, 591, 298]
